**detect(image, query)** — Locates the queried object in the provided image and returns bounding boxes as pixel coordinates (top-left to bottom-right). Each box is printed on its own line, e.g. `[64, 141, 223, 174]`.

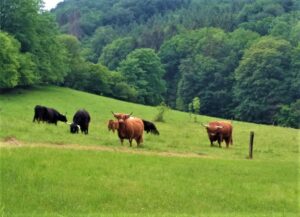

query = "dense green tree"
[99, 37, 136, 70]
[290, 44, 300, 100]
[0, 31, 37, 89]
[85, 26, 117, 62]
[161, 28, 237, 117]
[83, 63, 112, 95]
[58, 34, 87, 89]
[290, 20, 300, 45]
[95, 67, 139, 102]
[177, 54, 233, 117]
[270, 20, 291, 39]
[159, 31, 199, 107]
[33, 13, 69, 84]
[0, 0, 43, 52]
[275, 100, 300, 128]
[119, 48, 166, 105]
[268, 12, 300, 43]
[234, 36, 293, 124]
[0, 0, 69, 86]
[0, 32, 20, 88]
[111, 81, 138, 102]
[228, 28, 260, 59]
[18, 53, 38, 86]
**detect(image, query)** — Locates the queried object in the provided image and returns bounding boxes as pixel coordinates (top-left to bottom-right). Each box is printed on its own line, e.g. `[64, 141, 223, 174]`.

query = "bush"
[154, 102, 169, 122]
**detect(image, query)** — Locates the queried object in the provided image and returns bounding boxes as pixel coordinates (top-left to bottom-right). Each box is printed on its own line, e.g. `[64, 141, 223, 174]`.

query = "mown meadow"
[0, 86, 299, 217]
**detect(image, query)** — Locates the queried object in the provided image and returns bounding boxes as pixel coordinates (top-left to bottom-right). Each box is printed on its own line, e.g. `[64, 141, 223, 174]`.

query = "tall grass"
[0, 147, 298, 217]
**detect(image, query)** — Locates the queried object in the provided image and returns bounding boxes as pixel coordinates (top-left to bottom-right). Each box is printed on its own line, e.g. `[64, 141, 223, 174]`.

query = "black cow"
[142, 119, 159, 135]
[33, 105, 67, 125]
[70, 109, 90, 134]
[33, 105, 47, 123]
[45, 108, 67, 125]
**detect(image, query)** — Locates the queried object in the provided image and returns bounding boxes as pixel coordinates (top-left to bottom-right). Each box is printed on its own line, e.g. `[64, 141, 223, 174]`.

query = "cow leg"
[225, 138, 229, 148]
[129, 139, 133, 147]
[218, 137, 222, 148]
[210, 139, 214, 147]
[120, 139, 124, 145]
[137, 136, 143, 148]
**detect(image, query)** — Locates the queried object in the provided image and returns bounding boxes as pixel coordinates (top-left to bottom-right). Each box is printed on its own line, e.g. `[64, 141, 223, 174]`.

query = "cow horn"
[77, 125, 81, 130]
[128, 112, 133, 117]
[111, 111, 116, 116]
[200, 123, 209, 128]
[67, 122, 72, 125]
[216, 126, 223, 129]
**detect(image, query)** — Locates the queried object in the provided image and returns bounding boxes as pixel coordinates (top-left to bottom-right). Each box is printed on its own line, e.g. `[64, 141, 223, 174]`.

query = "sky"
[43, 0, 63, 10]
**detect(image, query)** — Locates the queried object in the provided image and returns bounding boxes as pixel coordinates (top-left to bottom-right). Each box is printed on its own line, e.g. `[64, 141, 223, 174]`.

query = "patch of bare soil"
[3, 137, 22, 146]
[0, 140, 211, 159]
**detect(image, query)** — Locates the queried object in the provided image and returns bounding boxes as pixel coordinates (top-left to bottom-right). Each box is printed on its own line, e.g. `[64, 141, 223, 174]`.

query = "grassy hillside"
[0, 86, 299, 217]
[0, 86, 298, 160]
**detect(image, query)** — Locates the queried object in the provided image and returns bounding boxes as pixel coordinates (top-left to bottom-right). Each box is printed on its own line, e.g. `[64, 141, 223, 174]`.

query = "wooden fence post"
[249, 131, 254, 159]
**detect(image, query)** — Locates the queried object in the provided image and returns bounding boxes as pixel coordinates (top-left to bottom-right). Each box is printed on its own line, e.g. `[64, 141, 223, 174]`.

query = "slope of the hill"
[0, 86, 298, 161]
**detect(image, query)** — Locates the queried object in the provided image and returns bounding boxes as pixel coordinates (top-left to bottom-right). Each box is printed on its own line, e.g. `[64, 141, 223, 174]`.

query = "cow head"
[59, 114, 67, 123]
[112, 111, 132, 121]
[70, 123, 80, 134]
[201, 122, 223, 136]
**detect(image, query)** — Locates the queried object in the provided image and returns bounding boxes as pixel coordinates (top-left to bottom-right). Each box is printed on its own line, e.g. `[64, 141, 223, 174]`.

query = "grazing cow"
[70, 109, 90, 134]
[112, 112, 144, 147]
[45, 108, 67, 125]
[202, 121, 233, 148]
[33, 105, 67, 125]
[142, 119, 159, 135]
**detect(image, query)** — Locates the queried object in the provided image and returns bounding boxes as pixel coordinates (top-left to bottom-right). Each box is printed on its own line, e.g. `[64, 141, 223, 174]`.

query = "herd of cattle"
[33, 105, 233, 148]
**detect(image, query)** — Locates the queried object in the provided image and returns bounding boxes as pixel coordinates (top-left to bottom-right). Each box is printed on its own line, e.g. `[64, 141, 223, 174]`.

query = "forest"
[1, 0, 299, 128]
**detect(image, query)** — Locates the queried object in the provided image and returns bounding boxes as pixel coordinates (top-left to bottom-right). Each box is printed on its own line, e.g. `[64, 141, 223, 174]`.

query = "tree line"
[0, 0, 299, 128]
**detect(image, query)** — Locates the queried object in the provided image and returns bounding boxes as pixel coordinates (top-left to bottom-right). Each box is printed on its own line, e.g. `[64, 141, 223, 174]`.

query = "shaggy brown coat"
[111, 113, 144, 147]
[203, 121, 233, 148]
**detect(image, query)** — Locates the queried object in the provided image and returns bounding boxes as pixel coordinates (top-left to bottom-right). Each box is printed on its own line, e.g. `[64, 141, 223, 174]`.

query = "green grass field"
[0, 86, 299, 217]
